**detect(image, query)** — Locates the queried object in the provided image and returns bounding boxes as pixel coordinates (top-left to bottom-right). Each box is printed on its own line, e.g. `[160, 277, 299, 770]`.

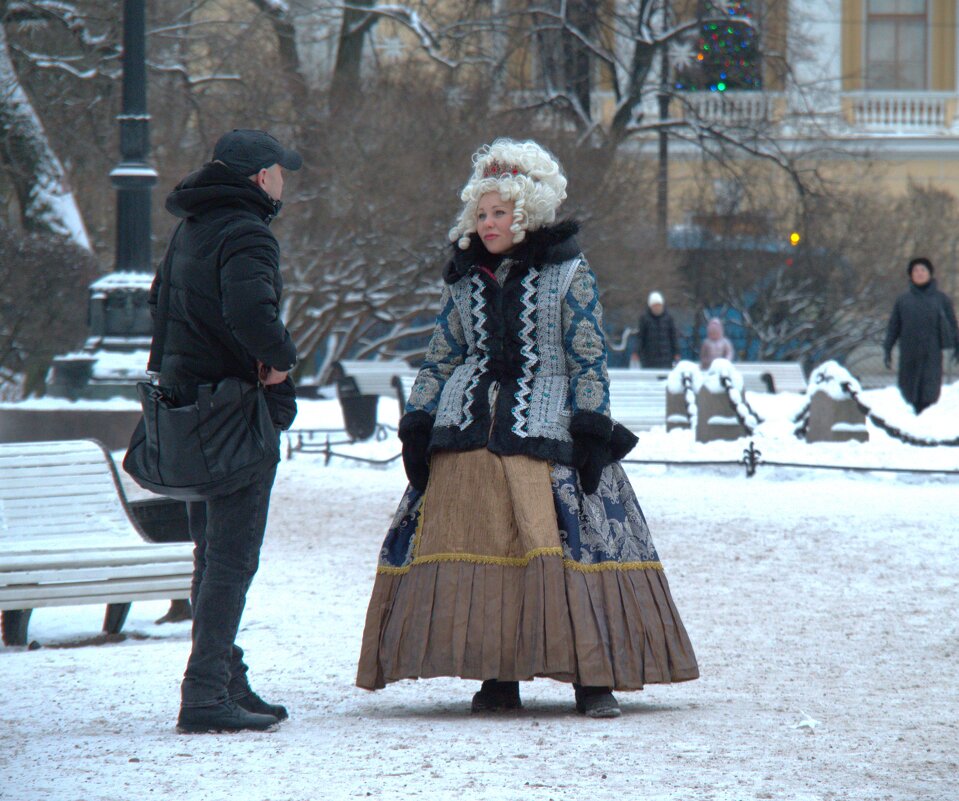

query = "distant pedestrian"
[882, 257, 959, 414]
[699, 317, 734, 370]
[637, 291, 680, 368]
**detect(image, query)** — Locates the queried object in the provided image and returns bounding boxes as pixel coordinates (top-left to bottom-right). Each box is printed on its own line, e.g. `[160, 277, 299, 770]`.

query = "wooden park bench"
[322, 359, 418, 441]
[607, 368, 670, 431]
[331, 359, 418, 415]
[287, 359, 419, 458]
[0, 440, 194, 646]
[735, 361, 807, 393]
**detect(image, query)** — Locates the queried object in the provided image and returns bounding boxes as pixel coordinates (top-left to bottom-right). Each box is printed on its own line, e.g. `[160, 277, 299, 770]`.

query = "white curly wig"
[449, 138, 568, 250]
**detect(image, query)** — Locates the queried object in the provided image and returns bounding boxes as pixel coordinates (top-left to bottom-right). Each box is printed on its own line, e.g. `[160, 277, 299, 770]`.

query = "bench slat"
[1, 545, 193, 571]
[1, 577, 192, 608]
[1, 474, 121, 494]
[2, 560, 194, 587]
[1, 586, 190, 611]
[2, 498, 128, 517]
[2, 516, 142, 538]
[2, 576, 192, 602]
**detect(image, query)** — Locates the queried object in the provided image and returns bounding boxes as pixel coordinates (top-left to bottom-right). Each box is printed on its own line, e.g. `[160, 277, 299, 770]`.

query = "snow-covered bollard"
[696, 359, 747, 442]
[805, 361, 868, 443]
[666, 361, 701, 431]
[47, 353, 97, 401]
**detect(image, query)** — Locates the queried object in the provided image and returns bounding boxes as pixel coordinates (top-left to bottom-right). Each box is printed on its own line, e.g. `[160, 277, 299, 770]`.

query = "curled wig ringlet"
[449, 138, 568, 250]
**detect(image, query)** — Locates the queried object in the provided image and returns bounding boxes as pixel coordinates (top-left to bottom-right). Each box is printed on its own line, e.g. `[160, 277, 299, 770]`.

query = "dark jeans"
[180, 465, 277, 708]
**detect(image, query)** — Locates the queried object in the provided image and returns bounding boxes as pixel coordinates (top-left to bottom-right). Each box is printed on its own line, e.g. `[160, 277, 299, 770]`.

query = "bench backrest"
[0, 440, 148, 553]
[607, 369, 668, 429]
[735, 362, 807, 393]
[333, 360, 418, 397]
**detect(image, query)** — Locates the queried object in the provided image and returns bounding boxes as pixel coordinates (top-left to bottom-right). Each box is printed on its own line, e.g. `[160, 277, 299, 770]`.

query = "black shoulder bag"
[122, 234, 280, 501]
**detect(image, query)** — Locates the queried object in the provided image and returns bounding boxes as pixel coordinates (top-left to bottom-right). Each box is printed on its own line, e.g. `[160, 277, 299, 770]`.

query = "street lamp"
[110, 0, 156, 273]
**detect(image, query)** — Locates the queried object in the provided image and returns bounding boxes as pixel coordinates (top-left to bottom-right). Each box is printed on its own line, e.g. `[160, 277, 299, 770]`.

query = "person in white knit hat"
[356, 138, 699, 718]
[636, 290, 680, 368]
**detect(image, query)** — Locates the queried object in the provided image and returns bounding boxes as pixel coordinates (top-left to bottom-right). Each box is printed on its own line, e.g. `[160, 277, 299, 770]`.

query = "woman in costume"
[356, 138, 698, 717]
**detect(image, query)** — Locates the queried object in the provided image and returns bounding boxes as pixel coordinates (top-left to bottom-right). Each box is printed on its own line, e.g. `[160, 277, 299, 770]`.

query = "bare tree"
[0, 0, 837, 389]
[0, 227, 98, 394]
[676, 178, 959, 367]
[0, 2, 98, 248]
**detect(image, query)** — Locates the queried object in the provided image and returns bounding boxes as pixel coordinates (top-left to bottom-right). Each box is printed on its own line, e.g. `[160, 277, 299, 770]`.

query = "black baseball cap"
[213, 129, 303, 175]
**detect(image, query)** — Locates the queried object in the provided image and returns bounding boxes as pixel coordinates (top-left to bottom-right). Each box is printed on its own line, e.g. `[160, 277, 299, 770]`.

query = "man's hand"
[883, 353, 892, 370]
[257, 360, 289, 386]
[953, 348, 959, 365]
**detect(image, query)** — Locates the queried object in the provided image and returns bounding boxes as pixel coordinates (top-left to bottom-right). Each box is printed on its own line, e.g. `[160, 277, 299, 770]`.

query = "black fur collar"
[443, 220, 581, 284]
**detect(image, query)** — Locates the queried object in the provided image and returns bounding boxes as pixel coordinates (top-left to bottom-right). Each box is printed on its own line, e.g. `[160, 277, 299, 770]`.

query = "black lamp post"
[110, 0, 156, 273]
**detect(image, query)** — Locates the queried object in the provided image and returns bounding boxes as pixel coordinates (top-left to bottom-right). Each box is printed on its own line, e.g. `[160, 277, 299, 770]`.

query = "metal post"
[110, 0, 157, 273]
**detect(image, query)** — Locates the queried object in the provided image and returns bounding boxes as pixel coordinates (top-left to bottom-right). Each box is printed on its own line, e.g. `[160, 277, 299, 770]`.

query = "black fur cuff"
[398, 410, 434, 443]
[570, 410, 613, 442]
[610, 422, 638, 460]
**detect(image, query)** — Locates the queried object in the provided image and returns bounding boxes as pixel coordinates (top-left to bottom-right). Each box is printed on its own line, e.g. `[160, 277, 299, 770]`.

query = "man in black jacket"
[636, 291, 680, 368]
[883, 257, 959, 414]
[150, 129, 300, 733]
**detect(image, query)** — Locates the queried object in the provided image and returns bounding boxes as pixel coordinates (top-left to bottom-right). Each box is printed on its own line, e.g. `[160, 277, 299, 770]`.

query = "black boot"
[177, 699, 279, 734]
[573, 685, 621, 719]
[471, 680, 522, 712]
[235, 690, 289, 721]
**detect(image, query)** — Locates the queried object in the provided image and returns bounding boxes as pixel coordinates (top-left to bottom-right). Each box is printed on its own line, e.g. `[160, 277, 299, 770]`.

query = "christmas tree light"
[674, 0, 761, 92]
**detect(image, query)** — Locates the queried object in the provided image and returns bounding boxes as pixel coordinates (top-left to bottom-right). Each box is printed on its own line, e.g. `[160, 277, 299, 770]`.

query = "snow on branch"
[7, 2, 115, 50]
[340, 3, 459, 68]
[8, 47, 103, 80]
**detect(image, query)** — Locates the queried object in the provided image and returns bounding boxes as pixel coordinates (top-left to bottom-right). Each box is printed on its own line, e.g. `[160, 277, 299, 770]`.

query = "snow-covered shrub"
[0, 229, 99, 396]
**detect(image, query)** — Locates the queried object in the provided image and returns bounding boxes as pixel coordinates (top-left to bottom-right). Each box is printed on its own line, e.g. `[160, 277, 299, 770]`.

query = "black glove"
[264, 376, 297, 430]
[570, 411, 614, 495]
[573, 434, 610, 495]
[953, 349, 959, 365]
[398, 410, 433, 492]
[883, 353, 892, 370]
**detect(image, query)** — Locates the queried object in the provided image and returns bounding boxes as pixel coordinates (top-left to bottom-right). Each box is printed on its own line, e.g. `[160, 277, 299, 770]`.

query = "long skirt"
[356, 449, 699, 691]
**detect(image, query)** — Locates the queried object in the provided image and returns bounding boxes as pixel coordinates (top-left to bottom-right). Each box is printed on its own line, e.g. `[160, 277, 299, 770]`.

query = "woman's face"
[476, 192, 515, 255]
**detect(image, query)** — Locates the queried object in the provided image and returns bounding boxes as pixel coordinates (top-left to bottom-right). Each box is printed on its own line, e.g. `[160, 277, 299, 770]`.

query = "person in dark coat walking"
[637, 291, 680, 368]
[883, 257, 959, 414]
[150, 129, 301, 734]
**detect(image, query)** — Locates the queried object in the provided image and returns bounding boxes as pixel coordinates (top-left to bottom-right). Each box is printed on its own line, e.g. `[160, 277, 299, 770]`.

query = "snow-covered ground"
[2, 384, 958, 801]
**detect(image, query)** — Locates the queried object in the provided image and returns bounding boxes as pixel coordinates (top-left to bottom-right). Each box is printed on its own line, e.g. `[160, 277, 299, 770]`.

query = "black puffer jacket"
[149, 162, 297, 392]
[637, 308, 679, 369]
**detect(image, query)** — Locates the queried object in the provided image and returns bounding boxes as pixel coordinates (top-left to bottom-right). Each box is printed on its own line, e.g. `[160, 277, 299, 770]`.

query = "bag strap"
[147, 222, 183, 376]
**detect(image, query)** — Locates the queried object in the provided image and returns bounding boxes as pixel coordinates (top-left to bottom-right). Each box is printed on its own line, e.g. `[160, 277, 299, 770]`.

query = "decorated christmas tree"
[674, 0, 762, 92]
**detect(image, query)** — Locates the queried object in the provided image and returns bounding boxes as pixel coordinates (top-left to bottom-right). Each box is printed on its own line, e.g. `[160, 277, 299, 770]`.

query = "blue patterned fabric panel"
[405, 286, 468, 415]
[551, 463, 659, 564]
[379, 488, 423, 567]
[562, 262, 610, 416]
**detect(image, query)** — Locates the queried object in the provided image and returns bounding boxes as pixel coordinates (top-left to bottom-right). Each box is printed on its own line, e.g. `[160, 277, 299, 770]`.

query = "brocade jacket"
[402, 221, 633, 467]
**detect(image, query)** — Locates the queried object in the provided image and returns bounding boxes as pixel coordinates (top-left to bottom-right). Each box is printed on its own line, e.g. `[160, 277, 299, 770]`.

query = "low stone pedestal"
[695, 387, 746, 442]
[806, 393, 868, 443]
[48, 355, 97, 400]
[666, 390, 691, 431]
